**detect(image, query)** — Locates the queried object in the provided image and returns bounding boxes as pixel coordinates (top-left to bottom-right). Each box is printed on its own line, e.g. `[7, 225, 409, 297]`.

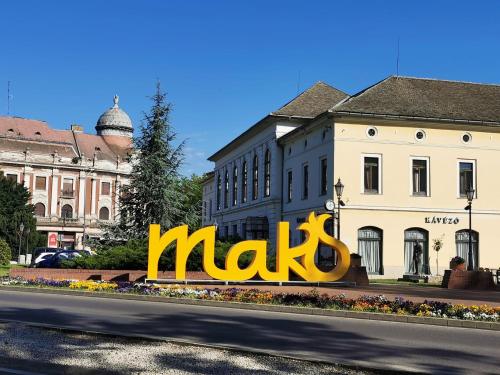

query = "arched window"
[358, 227, 383, 274]
[232, 166, 238, 206]
[252, 155, 259, 200]
[99, 207, 110, 220]
[61, 204, 73, 219]
[404, 228, 429, 274]
[456, 230, 479, 270]
[224, 170, 229, 208]
[34, 202, 46, 217]
[264, 149, 271, 197]
[216, 173, 221, 210]
[241, 161, 248, 203]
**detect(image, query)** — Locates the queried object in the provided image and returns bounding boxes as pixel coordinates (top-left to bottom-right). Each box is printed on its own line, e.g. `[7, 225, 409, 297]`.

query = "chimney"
[71, 124, 83, 133]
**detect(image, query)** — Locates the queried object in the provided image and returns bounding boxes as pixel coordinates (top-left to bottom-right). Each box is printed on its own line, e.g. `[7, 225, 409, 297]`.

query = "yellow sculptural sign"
[147, 212, 351, 282]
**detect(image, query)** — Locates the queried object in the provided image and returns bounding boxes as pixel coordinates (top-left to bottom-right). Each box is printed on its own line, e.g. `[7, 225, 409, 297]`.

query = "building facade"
[0, 95, 133, 249]
[203, 76, 500, 278]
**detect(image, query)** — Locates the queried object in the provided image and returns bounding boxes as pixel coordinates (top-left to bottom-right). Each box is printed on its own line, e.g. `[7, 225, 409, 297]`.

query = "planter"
[350, 254, 362, 268]
[450, 261, 466, 271]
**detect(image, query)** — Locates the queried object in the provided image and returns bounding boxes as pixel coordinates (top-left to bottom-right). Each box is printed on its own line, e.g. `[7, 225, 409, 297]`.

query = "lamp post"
[17, 222, 24, 262]
[334, 178, 345, 240]
[465, 187, 475, 271]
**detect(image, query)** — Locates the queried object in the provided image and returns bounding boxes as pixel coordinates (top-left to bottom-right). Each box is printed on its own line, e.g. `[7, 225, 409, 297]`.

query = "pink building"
[0, 96, 133, 249]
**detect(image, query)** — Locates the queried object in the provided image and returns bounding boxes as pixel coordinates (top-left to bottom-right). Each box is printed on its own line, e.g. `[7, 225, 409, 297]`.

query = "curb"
[1, 285, 499, 331]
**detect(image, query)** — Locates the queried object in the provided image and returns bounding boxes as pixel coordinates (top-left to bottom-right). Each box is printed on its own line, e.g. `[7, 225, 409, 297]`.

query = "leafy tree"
[0, 175, 45, 257]
[0, 238, 11, 265]
[114, 82, 185, 239]
[176, 174, 203, 231]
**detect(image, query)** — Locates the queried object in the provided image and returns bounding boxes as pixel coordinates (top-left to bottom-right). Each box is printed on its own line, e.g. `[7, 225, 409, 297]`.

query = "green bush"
[63, 238, 274, 272]
[0, 238, 12, 266]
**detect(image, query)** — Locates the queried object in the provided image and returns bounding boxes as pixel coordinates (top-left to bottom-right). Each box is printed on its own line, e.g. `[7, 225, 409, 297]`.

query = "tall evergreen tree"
[116, 82, 185, 239]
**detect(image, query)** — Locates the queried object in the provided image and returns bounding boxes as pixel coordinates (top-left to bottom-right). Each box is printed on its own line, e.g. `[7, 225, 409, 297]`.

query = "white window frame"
[34, 175, 49, 191]
[61, 176, 75, 194]
[361, 154, 382, 194]
[319, 156, 328, 196]
[286, 169, 293, 203]
[101, 180, 112, 196]
[409, 156, 430, 197]
[457, 159, 477, 199]
[302, 162, 309, 200]
[4, 171, 19, 183]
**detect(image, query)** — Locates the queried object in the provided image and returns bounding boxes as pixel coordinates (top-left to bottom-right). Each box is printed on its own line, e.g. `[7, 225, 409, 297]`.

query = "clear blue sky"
[1, 1, 499, 175]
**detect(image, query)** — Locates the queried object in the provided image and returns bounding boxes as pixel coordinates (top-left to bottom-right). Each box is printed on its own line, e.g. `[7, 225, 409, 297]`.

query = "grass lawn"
[371, 278, 442, 287]
[0, 264, 25, 277]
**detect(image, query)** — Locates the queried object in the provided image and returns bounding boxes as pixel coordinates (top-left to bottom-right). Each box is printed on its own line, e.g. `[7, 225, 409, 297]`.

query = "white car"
[33, 252, 56, 265]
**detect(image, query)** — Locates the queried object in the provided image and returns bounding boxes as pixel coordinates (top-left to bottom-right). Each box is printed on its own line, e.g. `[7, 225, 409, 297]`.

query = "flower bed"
[2, 277, 499, 322]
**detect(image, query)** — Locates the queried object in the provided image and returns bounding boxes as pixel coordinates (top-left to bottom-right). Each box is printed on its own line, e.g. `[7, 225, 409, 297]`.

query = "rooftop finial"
[113, 94, 119, 108]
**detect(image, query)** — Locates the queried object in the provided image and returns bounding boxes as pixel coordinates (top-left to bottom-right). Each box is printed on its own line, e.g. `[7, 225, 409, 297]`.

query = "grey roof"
[332, 76, 500, 125]
[273, 82, 348, 118]
[96, 95, 133, 131]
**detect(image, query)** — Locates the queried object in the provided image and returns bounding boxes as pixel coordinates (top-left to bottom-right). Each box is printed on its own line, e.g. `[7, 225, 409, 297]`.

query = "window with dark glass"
[302, 164, 309, 199]
[216, 174, 221, 210]
[34, 202, 46, 217]
[264, 149, 271, 197]
[320, 158, 327, 195]
[232, 166, 238, 206]
[99, 207, 110, 220]
[459, 162, 474, 197]
[62, 178, 74, 197]
[242, 161, 248, 203]
[287, 170, 293, 202]
[35, 176, 46, 190]
[364, 157, 379, 193]
[6, 174, 17, 183]
[252, 155, 258, 200]
[209, 199, 212, 219]
[101, 182, 111, 196]
[61, 204, 73, 219]
[224, 170, 229, 208]
[412, 159, 428, 196]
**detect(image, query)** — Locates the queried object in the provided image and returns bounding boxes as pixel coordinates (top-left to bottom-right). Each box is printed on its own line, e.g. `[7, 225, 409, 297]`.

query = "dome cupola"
[96, 95, 133, 137]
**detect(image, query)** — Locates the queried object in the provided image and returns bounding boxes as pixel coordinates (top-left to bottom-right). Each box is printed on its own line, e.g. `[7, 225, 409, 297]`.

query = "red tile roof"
[0, 116, 131, 161]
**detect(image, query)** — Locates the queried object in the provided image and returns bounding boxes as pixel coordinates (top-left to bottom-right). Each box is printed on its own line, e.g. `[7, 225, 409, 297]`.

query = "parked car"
[33, 252, 56, 265]
[32, 247, 64, 260]
[35, 250, 92, 268]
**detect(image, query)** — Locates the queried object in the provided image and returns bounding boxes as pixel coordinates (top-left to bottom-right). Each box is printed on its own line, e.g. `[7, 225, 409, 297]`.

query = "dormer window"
[35, 131, 41, 137]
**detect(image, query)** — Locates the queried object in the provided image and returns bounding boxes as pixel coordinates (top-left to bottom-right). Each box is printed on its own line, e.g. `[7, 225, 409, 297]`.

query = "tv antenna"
[7, 81, 11, 115]
[296, 70, 301, 95]
[396, 37, 400, 77]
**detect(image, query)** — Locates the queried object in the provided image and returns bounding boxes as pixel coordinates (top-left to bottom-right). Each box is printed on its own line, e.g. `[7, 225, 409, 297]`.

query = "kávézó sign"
[425, 216, 460, 224]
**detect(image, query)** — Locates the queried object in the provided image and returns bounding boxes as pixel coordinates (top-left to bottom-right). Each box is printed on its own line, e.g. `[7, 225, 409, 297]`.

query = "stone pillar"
[90, 178, 97, 217]
[78, 171, 86, 218]
[50, 171, 59, 217]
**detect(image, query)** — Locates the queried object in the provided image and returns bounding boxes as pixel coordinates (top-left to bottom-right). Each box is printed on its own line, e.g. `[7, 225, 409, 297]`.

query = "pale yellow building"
[330, 76, 500, 277]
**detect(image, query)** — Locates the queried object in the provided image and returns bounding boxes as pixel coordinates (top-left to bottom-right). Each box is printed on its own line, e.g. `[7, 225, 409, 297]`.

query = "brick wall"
[9, 268, 212, 282]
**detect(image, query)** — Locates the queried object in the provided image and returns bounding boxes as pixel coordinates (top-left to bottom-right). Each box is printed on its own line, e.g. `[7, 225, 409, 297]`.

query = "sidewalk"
[190, 283, 500, 306]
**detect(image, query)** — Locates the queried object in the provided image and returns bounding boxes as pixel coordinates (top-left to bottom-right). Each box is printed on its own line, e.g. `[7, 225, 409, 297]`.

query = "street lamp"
[17, 222, 24, 262]
[465, 187, 475, 271]
[334, 178, 345, 240]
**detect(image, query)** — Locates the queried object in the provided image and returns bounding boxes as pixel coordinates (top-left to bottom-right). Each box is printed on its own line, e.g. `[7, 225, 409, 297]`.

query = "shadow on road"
[0, 303, 498, 374]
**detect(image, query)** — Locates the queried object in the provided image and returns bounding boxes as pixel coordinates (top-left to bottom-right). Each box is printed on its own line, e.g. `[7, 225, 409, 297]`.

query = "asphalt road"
[0, 289, 498, 374]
